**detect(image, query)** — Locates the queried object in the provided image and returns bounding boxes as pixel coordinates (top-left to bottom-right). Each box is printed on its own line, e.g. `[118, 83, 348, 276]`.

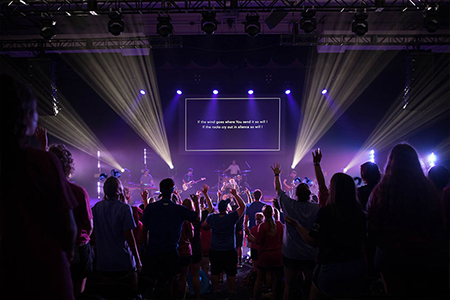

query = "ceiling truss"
[1, 34, 448, 53]
[0, 0, 447, 16]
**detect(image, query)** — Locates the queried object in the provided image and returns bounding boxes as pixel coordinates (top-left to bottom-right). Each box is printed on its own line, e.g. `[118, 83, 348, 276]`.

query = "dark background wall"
[12, 36, 449, 199]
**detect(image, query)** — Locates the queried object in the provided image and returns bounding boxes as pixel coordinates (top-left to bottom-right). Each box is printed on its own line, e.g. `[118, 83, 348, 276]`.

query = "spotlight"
[110, 169, 121, 178]
[245, 14, 261, 37]
[157, 15, 174, 38]
[99, 172, 108, 182]
[108, 10, 124, 36]
[285, 89, 291, 95]
[321, 89, 327, 95]
[343, 168, 348, 173]
[300, 10, 317, 34]
[201, 11, 218, 34]
[140, 89, 146, 95]
[423, 7, 439, 33]
[428, 152, 436, 167]
[40, 18, 56, 40]
[369, 149, 375, 163]
[176, 89, 183, 95]
[248, 89, 254, 95]
[213, 89, 219, 95]
[352, 12, 368, 36]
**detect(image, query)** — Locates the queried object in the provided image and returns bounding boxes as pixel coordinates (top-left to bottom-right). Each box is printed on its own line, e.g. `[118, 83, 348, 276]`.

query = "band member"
[221, 178, 240, 200]
[140, 169, 155, 195]
[283, 170, 298, 198]
[182, 168, 206, 195]
[224, 160, 241, 176]
[183, 168, 195, 188]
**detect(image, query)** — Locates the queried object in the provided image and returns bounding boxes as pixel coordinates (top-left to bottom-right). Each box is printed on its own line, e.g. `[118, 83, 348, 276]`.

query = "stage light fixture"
[369, 149, 375, 163]
[352, 12, 368, 36]
[40, 18, 56, 40]
[157, 15, 174, 38]
[245, 14, 261, 37]
[140, 89, 146, 95]
[108, 10, 124, 36]
[285, 89, 291, 95]
[176, 89, 183, 95]
[111, 169, 121, 178]
[248, 89, 254, 95]
[423, 7, 439, 33]
[321, 89, 327, 95]
[99, 172, 108, 182]
[213, 89, 219, 95]
[201, 11, 218, 34]
[428, 152, 436, 167]
[300, 10, 317, 34]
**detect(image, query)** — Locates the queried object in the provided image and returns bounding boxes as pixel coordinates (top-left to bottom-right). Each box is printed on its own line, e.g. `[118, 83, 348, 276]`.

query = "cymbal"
[242, 170, 252, 173]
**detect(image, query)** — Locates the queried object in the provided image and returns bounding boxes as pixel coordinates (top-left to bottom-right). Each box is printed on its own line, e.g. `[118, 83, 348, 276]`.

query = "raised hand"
[270, 163, 281, 175]
[35, 125, 48, 150]
[230, 189, 237, 196]
[312, 148, 322, 164]
[190, 193, 199, 204]
[201, 184, 209, 195]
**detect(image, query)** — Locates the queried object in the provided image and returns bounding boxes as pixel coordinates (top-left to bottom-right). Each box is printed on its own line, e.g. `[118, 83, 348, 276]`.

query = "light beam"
[65, 51, 174, 169]
[291, 50, 397, 169]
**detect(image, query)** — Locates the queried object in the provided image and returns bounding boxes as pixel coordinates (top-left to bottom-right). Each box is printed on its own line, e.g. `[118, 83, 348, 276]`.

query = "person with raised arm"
[271, 162, 319, 300]
[203, 189, 245, 298]
[35, 126, 94, 296]
[1, 75, 78, 300]
[284, 149, 367, 300]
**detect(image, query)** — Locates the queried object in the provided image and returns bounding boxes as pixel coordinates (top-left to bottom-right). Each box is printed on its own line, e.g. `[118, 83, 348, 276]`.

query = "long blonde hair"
[263, 205, 277, 236]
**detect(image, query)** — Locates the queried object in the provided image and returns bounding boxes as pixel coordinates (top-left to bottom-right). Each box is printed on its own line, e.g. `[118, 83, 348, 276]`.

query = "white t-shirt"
[228, 164, 240, 175]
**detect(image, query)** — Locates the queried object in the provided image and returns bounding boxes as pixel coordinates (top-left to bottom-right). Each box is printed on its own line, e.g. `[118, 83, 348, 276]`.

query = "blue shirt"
[207, 211, 239, 251]
[92, 199, 137, 272]
[244, 201, 265, 229]
[142, 197, 198, 255]
[278, 190, 319, 261]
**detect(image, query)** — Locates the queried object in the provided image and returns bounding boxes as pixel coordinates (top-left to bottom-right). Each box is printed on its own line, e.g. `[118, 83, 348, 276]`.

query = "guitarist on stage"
[182, 168, 206, 194]
[283, 170, 298, 198]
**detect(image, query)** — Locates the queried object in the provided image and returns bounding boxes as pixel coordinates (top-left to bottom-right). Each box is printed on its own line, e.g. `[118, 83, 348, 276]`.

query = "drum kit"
[214, 169, 252, 196]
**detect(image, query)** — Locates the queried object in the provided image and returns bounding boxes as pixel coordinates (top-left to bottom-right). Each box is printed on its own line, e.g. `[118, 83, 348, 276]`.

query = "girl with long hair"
[368, 143, 448, 298]
[282, 149, 367, 299]
[246, 205, 284, 300]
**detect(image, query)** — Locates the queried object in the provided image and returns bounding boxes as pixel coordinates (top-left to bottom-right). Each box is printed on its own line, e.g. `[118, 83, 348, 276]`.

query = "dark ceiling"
[1, 0, 449, 55]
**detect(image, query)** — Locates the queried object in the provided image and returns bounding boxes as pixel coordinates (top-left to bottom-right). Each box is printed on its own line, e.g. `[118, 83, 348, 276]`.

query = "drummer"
[223, 160, 241, 177]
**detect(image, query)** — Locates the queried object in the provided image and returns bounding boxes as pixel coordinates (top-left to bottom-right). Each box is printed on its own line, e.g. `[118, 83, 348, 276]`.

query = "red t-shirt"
[1, 148, 78, 300]
[249, 224, 260, 250]
[200, 227, 212, 255]
[69, 181, 93, 244]
[178, 221, 193, 257]
[131, 206, 143, 247]
[254, 221, 284, 267]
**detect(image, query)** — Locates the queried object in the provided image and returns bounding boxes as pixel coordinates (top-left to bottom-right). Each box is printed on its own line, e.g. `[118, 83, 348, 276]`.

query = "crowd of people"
[1, 74, 449, 300]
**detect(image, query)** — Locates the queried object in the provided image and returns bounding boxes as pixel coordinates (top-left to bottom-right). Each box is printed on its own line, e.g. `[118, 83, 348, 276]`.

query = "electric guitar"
[182, 177, 206, 191]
